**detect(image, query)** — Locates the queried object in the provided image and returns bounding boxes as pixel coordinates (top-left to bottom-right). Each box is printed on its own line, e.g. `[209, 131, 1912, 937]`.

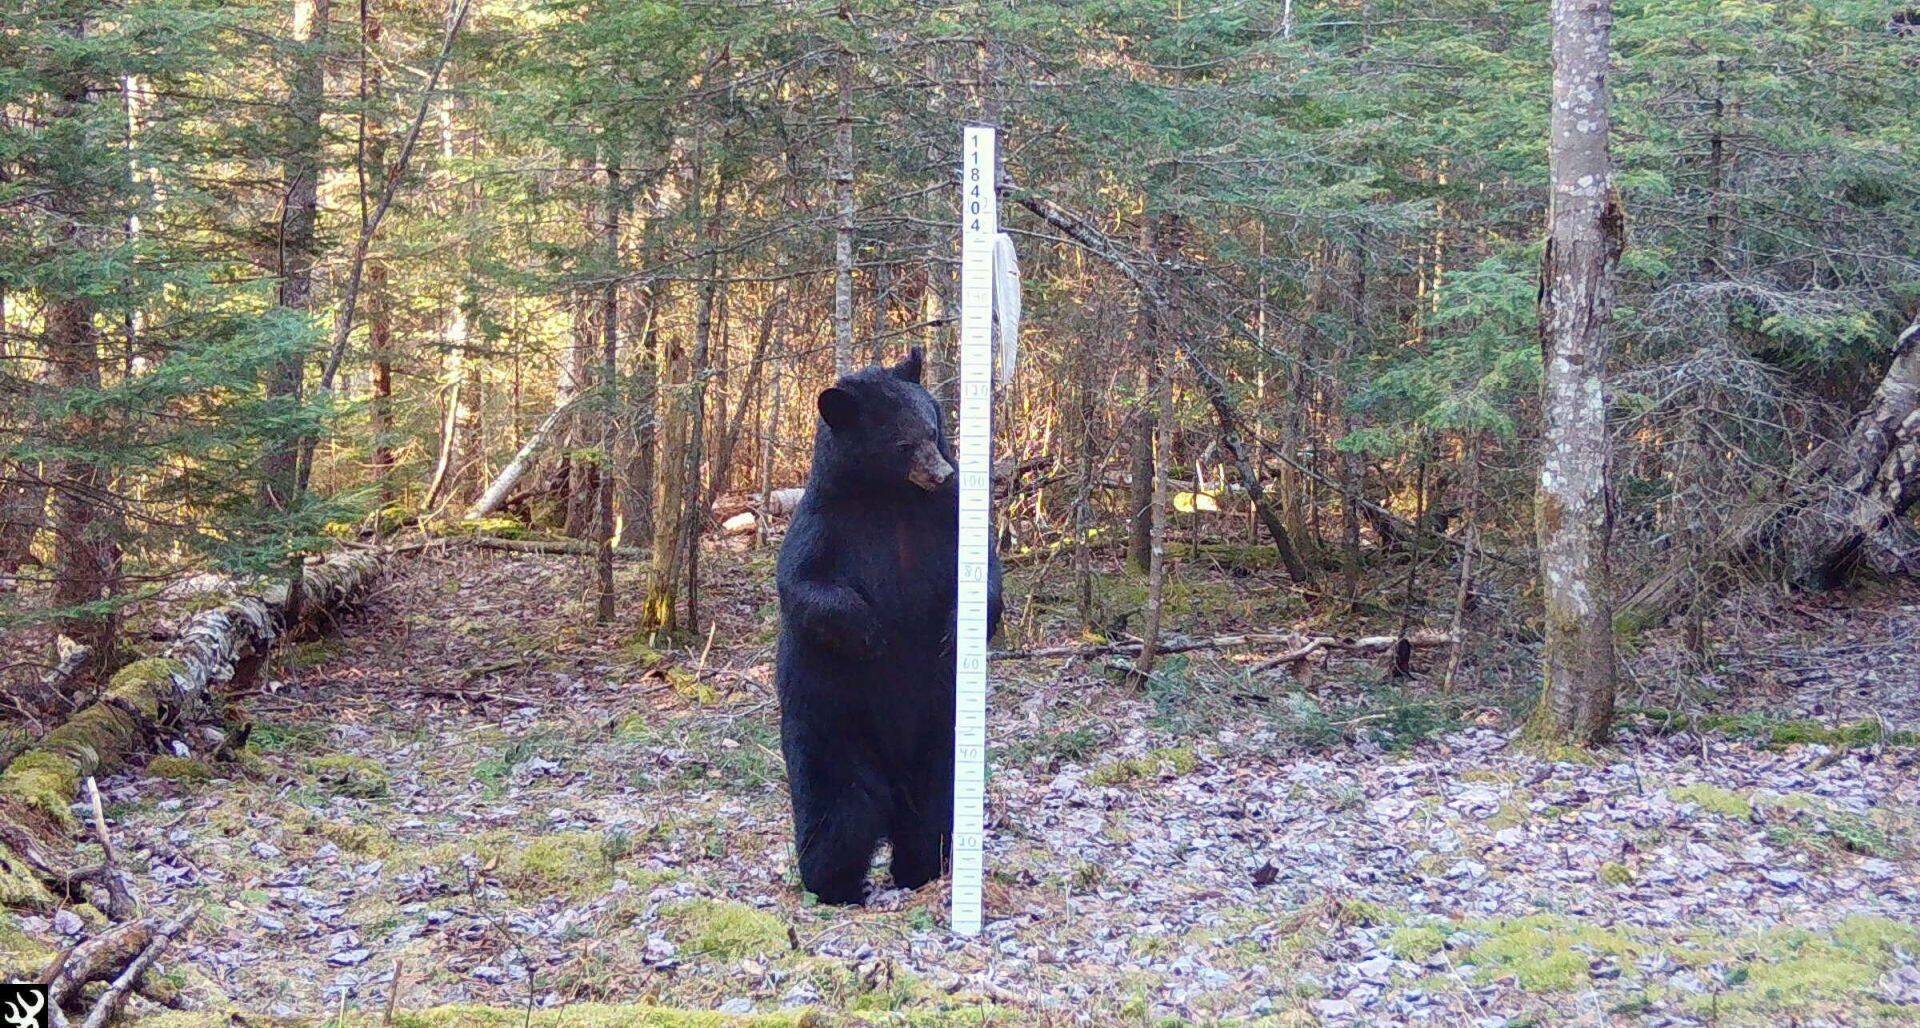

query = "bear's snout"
[907, 442, 953, 492]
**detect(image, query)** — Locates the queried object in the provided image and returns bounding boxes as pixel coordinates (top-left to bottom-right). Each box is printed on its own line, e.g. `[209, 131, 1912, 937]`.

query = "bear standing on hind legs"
[775, 347, 1003, 905]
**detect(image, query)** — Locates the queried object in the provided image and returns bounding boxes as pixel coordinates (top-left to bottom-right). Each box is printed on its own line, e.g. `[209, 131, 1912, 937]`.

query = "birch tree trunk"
[1133, 215, 1178, 675]
[1529, 0, 1623, 746]
[831, 0, 856, 377]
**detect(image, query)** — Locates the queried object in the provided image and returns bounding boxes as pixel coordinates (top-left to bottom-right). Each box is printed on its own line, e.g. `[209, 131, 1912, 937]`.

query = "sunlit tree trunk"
[362, 0, 395, 506]
[679, 160, 724, 631]
[1529, 0, 1623, 746]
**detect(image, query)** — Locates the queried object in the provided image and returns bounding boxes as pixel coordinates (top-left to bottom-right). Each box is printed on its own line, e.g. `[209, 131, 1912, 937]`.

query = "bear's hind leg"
[790, 762, 886, 905]
[889, 778, 953, 891]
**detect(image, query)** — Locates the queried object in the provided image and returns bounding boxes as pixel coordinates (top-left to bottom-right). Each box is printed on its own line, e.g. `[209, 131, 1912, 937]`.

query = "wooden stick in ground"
[78, 903, 201, 1028]
[84, 777, 135, 922]
[385, 956, 405, 1025]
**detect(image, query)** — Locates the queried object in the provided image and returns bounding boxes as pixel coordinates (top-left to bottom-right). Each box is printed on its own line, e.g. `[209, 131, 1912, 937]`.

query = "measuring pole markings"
[951, 125, 996, 937]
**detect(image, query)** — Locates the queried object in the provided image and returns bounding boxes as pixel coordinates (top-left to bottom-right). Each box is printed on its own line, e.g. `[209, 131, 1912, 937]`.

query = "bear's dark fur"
[775, 347, 1002, 904]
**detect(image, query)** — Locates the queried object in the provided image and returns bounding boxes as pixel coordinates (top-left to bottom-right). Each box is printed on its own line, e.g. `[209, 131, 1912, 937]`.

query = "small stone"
[717, 998, 753, 1015]
[1764, 869, 1803, 889]
[53, 909, 84, 936]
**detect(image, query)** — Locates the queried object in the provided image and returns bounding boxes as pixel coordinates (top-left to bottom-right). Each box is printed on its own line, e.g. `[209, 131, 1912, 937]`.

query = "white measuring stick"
[951, 124, 996, 937]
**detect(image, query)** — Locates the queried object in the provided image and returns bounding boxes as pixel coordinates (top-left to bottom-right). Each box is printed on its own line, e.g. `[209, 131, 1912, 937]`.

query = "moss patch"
[1624, 707, 1920, 749]
[307, 754, 392, 798]
[501, 832, 617, 896]
[1708, 916, 1919, 1018]
[1386, 922, 1450, 959]
[1463, 914, 1640, 992]
[668, 899, 791, 959]
[1087, 746, 1200, 787]
[0, 750, 83, 824]
[1598, 861, 1636, 885]
[0, 912, 56, 979]
[453, 515, 529, 539]
[146, 755, 215, 783]
[1666, 783, 1753, 819]
[294, 811, 397, 857]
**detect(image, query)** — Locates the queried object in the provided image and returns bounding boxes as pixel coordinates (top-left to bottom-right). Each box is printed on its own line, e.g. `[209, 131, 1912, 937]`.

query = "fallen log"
[993, 629, 1455, 669]
[77, 903, 201, 1028]
[0, 551, 380, 908]
[470, 536, 647, 560]
[1621, 312, 1920, 624]
[42, 916, 153, 1010]
[463, 397, 583, 521]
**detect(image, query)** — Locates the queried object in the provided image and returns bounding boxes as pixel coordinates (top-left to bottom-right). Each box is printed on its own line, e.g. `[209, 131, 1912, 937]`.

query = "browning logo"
[0, 985, 47, 1028]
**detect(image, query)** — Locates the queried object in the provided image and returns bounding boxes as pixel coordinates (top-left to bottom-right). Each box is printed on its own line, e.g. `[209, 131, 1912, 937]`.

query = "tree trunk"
[831, 1, 856, 377]
[1126, 399, 1155, 575]
[704, 288, 780, 513]
[46, 17, 120, 672]
[594, 165, 622, 625]
[465, 399, 581, 521]
[678, 166, 723, 632]
[265, 0, 329, 623]
[1529, 0, 1622, 746]
[1132, 218, 1177, 676]
[619, 282, 658, 547]
[755, 358, 783, 550]
[362, 0, 395, 507]
[421, 312, 466, 513]
[1074, 338, 1098, 629]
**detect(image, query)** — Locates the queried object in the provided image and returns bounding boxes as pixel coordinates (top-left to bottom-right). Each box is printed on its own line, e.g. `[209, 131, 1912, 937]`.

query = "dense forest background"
[4, 0, 1919, 713]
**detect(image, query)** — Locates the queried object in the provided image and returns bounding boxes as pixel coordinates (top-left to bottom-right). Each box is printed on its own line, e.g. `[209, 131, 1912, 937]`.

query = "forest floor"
[23, 540, 1920, 1026]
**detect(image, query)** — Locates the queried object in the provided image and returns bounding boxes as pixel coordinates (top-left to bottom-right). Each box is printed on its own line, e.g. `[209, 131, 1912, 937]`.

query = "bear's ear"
[817, 387, 861, 432]
[892, 346, 925, 384]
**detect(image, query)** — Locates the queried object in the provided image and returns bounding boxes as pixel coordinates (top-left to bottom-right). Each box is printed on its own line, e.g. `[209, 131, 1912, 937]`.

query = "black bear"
[775, 346, 1003, 904]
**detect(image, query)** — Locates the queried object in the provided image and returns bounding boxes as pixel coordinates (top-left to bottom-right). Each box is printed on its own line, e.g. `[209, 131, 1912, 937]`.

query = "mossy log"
[0, 551, 380, 908]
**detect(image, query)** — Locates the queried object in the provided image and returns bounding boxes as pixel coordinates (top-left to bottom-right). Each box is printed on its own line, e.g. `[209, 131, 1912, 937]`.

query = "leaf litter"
[58, 546, 1920, 1025]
